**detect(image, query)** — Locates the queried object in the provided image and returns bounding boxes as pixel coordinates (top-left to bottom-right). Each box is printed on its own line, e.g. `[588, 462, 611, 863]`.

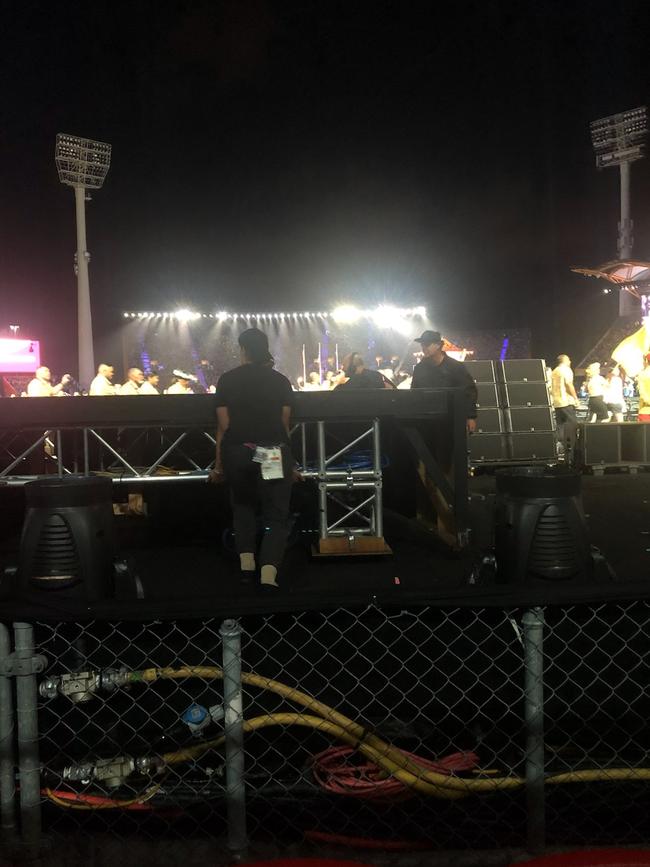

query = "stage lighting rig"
[55, 134, 112, 387]
[590, 106, 647, 315]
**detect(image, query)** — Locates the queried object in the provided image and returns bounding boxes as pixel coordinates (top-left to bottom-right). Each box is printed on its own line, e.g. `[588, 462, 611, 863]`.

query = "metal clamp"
[0, 653, 47, 677]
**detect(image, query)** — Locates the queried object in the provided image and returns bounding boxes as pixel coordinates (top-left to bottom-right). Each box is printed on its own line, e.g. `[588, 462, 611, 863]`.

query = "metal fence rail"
[1, 600, 649, 861]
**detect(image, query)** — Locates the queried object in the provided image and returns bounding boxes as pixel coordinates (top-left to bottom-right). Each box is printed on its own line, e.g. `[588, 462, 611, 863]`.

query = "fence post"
[14, 622, 41, 847]
[0, 624, 16, 837]
[523, 606, 545, 853]
[220, 618, 247, 857]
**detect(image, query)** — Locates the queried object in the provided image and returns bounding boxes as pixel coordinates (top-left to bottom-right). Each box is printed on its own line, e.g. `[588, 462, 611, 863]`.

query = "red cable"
[513, 851, 650, 867]
[310, 746, 479, 802]
[305, 830, 430, 851]
[43, 789, 157, 810]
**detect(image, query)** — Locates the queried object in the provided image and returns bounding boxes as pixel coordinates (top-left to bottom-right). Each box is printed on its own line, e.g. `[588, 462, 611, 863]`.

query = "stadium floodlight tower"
[55, 134, 112, 387]
[590, 106, 647, 316]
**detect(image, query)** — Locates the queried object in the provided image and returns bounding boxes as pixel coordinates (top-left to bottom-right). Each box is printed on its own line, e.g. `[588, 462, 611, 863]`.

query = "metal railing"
[1, 600, 649, 862]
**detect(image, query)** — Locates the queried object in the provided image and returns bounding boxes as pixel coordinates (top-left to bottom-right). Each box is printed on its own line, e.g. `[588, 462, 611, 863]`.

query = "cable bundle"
[310, 745, 479, 801]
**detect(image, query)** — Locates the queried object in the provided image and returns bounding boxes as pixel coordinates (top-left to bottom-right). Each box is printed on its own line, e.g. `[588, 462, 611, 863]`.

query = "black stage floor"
[1, 472, 650, 619]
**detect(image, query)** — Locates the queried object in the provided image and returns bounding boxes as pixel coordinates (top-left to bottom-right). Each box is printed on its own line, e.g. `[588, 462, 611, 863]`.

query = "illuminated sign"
[0, 339, 41, 373]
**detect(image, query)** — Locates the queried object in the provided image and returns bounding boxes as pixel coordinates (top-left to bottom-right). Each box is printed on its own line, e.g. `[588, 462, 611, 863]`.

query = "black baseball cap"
[414, 330, 442, 346]
[238, 328, 273, 363]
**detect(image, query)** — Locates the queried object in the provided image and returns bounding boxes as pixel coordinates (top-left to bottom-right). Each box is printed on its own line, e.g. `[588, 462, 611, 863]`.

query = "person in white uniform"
[26, 367, 71, 397]
[89, 364, 117, 396]
[166, 369, 195, 394]
[139, 372, 160, 395]
[120, 368, 144, 395]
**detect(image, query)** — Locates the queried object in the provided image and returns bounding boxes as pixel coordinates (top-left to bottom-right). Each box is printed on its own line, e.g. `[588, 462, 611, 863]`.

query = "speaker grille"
[31, 513, 80, 583]
[529, 505, 579, 578]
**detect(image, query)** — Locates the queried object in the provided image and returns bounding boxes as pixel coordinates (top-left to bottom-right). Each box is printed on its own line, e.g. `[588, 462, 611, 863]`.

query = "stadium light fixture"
[55, 134, 112, 388]
[331, 305, 361, 324]
[590, 106, 647, 315]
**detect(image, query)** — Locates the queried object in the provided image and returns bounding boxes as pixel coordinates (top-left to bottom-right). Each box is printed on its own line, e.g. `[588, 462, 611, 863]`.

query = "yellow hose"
[135, 666, 507, 794]
[161, 713, 468, 799]
[133, 666, 650, 796]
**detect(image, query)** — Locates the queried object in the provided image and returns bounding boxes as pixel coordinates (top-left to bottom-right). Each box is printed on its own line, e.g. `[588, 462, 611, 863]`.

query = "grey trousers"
[223, 443, 293, 569]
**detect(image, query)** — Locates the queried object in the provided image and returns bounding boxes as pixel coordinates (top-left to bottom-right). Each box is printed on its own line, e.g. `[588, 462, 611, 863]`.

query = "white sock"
[240, 553, 256, 572]
[260, 565, 278, 586]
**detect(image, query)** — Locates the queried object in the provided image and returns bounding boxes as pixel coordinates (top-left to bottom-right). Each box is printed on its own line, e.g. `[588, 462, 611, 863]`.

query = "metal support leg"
[317, 421, 328, 540]
[372, 418, 383, 538]
[523, 607, 545, 853]
[0, 624, 15, 837]
[14, 623, 41, 847]
[220, 619, 247, 857]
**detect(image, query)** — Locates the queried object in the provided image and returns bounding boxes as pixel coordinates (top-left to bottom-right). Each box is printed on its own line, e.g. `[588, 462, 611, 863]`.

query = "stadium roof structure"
[572, 260, 650, 295]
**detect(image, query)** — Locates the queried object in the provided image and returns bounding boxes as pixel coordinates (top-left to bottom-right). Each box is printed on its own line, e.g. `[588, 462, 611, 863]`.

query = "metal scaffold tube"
[317, 421, 328, 540]
[220, 619, 247, 857]
[13, 623, 41, 847]
[523, 607, 545, 853]
[0, 624, 15, 837]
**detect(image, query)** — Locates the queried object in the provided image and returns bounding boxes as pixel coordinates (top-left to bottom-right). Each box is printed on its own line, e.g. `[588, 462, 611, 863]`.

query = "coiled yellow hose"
[132, 666, 650, 798]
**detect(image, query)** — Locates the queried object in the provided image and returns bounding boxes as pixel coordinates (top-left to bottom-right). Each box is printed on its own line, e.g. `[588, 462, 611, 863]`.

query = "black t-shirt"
[215, 364, 294, 444]
[338, 369, 386, 389]
[411, 354, 478, 418]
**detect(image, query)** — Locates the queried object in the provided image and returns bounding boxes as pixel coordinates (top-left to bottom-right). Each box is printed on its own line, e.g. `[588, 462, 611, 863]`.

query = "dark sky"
[2, 0, 650, 371]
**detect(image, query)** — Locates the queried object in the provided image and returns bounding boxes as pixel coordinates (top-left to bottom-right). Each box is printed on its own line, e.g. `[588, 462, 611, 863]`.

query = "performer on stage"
[336, 352, 391, 389]
[166, 370, 196, 394]
[605, 366, 625, 422]
[210, 328, 295, 589]
[637, 355, 650, 422]
[119, 367, 144, 395]
[551, 354, 578, 458]
[410, 331, 477, 431]
[585, 362, 609, 422]
[26, 367, 72, 397]
[89, 364, 117, 396]
[139, 371, 160, 395]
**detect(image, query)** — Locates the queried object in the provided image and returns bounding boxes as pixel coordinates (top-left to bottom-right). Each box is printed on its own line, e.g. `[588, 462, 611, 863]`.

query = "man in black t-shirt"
[411, 331, 477, 431]
[211, 329, 295, 589]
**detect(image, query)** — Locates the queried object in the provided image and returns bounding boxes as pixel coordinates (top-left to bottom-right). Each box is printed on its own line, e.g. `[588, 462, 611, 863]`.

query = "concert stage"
[1, 469, 649, 621]
[1, 391, 650, 619]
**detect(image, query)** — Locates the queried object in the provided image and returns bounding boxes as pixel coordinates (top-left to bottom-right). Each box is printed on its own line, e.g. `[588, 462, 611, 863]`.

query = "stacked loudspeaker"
[465, 359, 557, 464]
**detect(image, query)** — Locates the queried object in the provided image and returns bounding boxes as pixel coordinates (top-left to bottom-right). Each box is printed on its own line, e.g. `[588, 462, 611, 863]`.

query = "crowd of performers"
[4, 345, 441, 398]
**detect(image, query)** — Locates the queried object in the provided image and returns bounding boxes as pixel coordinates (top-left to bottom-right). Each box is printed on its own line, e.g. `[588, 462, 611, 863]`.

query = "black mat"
[1, 474, 650, 621]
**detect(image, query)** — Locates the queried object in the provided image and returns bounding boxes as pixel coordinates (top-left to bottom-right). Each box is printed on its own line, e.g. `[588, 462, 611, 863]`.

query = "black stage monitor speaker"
[581, 424, 621, 465]
[504, 382, 550, 408]
[495, 466, 592, 584]
[621, 423, 647, 463]
[464, 360, 497, 383]
[502, 359, 547, 382]
[476, 408, 504, 433]
[476, 382, 500, 408]
[469, 434, 509, 462]
[509, 407, 555, 433]
[18, 477, 115, 601]
[511, 432, 557, 461]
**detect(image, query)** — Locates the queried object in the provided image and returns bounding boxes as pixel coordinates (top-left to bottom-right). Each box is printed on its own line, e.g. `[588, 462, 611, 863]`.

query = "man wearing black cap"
[411, 331, 477, 432]
[210, 328, 295, 589]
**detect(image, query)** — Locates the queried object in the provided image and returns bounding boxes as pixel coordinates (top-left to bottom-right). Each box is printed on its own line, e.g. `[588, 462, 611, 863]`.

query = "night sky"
[2, 0, 650, 373]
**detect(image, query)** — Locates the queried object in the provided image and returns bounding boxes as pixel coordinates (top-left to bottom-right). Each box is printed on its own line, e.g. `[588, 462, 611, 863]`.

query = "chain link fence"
[1, 600, 650, 863]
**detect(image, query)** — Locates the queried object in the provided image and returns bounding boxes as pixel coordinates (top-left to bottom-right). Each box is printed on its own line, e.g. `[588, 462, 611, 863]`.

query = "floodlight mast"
[590, 106, 647, 316]
[55, 134, 111, 387]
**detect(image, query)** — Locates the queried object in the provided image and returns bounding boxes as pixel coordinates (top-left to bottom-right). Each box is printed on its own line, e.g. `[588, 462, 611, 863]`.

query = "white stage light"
[331, 305, 361, 324]
[174, 309, 199, 322]
[217, 311, 229, 322]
